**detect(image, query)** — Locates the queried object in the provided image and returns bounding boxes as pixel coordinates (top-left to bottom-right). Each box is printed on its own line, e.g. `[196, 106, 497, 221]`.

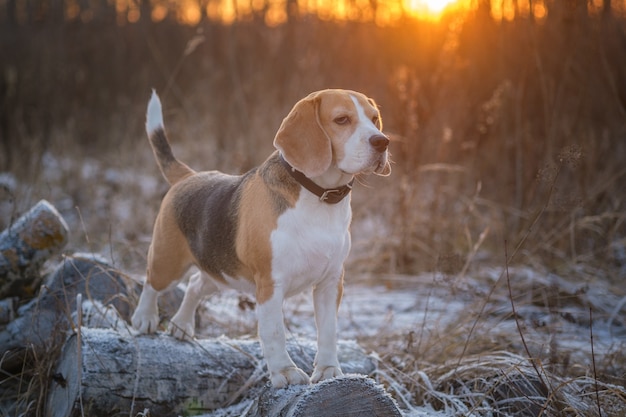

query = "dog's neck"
[279, 155, 354, 204]
[312, 166, 354, 190]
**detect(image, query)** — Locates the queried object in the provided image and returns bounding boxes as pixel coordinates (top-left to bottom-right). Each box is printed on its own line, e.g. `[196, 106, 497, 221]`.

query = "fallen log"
[0, 200, 69, 298]
[0, 255, 131, 370]
[46, 328, 397, 417]
[0, 255, 183, 371]
[0, 296, 16, 324]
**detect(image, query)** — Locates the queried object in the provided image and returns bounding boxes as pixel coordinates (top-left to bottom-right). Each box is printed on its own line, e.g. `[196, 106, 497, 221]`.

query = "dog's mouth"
[339, 152, 390, 177]
[373, 154, 391, 176]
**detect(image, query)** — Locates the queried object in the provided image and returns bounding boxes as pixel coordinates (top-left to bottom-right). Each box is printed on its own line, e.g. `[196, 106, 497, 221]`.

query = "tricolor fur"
[131, 89, 390, 387]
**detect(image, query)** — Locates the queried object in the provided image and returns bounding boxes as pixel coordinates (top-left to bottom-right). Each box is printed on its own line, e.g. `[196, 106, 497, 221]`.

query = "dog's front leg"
[311, 275, 344, 383]
[257, 291, 310, 388]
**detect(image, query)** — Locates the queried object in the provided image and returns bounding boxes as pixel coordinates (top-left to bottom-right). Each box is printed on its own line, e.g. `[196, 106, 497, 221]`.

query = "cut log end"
[0, 200, 69, 298]
[255, 375, 402, 417]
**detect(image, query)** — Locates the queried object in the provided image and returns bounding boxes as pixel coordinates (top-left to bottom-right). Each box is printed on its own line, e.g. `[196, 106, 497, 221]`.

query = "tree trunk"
[0, 199, 69, 298]
[603, 0, 612, 20]
[46, 328, 397, 417]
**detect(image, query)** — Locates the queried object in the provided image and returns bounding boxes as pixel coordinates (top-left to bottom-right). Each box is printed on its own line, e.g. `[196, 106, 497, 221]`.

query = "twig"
[76, 293, 85, 417]
[458, 226, 490, 281]
[504, 240, 548, 392]
[456, 162, 562, 371]
[454, 273, 500, 371]
[415, 272, 436, 353]
[590, 307, 602, 417]
[163, 32, 205, 98]
[75, 205, 90, 245]
[607, 295, 626, 335]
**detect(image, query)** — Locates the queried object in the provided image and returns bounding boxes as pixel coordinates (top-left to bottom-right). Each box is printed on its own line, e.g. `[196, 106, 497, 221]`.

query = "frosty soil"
[193, 267, 625, 366]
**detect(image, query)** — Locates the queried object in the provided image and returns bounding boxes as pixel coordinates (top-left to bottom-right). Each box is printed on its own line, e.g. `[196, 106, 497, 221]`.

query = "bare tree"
[603, 0, 612, 20]
[4, 0, 17, 25]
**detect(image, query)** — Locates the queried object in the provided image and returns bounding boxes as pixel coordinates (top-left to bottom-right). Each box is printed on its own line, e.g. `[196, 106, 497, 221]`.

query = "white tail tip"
[146, 89, 164, 135]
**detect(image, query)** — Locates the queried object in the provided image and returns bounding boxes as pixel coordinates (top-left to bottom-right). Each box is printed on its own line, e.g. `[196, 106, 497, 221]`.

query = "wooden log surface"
[0, 255, 184, 371]
[0, 255, 131, 370]
[46, 328, 395, 417]
[0, 200, 69, 298]
[0, 296, 16, 324]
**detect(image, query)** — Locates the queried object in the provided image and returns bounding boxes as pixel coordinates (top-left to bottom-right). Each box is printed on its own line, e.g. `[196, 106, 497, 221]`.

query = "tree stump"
[0, 200, 69, 298]
[46, 328, 399, 417]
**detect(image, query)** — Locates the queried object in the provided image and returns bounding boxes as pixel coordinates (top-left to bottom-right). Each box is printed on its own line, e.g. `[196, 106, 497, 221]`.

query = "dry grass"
[358, 267, 626, 416]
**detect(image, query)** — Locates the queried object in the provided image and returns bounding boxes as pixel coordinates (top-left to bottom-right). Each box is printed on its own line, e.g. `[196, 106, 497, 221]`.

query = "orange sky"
[57, 0, 626, 26]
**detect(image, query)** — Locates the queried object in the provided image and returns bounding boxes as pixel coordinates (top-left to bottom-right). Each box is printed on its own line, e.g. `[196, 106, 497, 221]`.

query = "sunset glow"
[403, 0, 459, 20]
[167, 0, 465, 26]
[57, 0, 626, 27]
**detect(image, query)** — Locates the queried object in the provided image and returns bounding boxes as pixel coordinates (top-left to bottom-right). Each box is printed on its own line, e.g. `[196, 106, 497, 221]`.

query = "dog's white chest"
[270, 196, 351, 296]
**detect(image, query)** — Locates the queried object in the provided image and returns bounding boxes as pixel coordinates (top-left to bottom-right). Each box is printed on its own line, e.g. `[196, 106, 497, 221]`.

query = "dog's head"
[274, 89, 391, 179]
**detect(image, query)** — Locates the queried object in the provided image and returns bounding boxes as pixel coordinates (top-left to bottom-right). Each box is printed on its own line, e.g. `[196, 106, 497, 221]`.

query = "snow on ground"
[192, 276, 468, 342]
[194, 266, 626, 349]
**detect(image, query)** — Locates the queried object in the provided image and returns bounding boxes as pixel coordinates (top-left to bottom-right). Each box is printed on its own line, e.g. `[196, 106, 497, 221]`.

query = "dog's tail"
[145, 90, 195, 185]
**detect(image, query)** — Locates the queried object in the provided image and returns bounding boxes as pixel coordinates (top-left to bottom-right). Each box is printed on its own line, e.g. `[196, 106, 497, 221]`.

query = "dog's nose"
[369, 135, 389, 153]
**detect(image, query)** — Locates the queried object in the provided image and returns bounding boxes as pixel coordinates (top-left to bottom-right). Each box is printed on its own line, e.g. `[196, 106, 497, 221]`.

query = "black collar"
[279, 155, 354, 204]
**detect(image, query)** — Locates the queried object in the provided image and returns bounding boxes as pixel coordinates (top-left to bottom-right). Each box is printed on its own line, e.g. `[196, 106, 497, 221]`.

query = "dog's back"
[170, 171, 244, 278]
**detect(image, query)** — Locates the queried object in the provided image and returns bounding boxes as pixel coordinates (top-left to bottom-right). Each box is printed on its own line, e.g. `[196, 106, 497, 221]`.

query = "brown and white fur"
[131, 89, 390, 387]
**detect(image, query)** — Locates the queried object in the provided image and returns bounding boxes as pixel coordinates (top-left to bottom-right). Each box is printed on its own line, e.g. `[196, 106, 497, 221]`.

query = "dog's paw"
[270, 366, 310, 388]
[167, 317, 195, 341]
[131, 312, 159, 334]
[311, 365, 343, 383]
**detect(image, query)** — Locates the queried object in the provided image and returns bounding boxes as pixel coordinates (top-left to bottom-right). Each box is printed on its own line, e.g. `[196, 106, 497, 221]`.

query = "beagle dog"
[131, 89, 390, 387]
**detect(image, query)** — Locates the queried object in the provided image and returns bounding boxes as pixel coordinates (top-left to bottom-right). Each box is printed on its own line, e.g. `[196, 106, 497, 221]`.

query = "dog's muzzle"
[369, 134, 390, 175]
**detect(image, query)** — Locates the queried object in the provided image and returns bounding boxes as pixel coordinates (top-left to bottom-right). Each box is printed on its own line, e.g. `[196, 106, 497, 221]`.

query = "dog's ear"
[274, 93, 332, 178]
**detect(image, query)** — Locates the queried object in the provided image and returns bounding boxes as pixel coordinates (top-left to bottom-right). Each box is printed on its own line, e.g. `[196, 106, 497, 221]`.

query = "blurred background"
[1, 0, 625, 281]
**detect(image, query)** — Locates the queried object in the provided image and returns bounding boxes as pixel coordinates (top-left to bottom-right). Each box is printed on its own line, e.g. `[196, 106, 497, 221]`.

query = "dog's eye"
[334, 116, 350, 125]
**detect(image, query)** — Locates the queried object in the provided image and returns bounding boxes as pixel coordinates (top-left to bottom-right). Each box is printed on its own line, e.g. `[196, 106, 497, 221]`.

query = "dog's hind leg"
[168, 271, 217, 340]
[131, 246, 192, 334]
[131, 250, 193, 334]
[132, 280, 161, 334]
[132, 201, 194, 334]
